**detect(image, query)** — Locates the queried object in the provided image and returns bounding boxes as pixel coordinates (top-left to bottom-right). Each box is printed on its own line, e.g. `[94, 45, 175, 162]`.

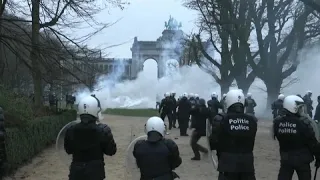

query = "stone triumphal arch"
[75, 17, 186, 82]
[130, 28, 184, 79]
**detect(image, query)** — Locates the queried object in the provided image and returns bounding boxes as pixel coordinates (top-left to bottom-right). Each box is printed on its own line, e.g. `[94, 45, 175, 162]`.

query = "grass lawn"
[103, 108, 159, 117]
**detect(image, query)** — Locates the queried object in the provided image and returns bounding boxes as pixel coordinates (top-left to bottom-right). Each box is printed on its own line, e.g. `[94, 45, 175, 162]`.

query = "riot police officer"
[194, 94, 200, 105]
[133, 116, 182, 180]
[177, 93, 191, 136]
[159, 92, 175, 131]
[64, 96, 117, 180]
[170, 91, 178, 128]
[273, 95, 320, 180]
[220, 94, 227, 113]
[314, 95, 320, 121]
[303, 91, 313, 118]
[244, 93, 257, 115]
[207, 92, 223, 119]
[188, 93, 197, 129]
[209, 89, 258, 180]
[272, 94, 285, 118]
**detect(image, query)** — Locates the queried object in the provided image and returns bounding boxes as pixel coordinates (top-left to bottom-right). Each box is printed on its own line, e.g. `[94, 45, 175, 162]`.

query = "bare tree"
[0, 15, 87, 95]
[184, 0, 257, 95]
[247, 1, 320, 106]
[0, 0, 127, 108]
[185, 0, 239, 93]
[180, 35, 200, 66]
[0, 13, 35, 92]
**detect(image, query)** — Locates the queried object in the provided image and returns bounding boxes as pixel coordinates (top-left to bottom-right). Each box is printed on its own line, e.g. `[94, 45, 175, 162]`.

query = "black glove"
[315, 158, 320, 168]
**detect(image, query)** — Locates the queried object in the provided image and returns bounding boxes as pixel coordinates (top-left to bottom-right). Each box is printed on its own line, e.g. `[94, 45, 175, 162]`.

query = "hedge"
[0, 87, 33, 123]
[103, 108, 159, 117]
[4, 109, 77, 172]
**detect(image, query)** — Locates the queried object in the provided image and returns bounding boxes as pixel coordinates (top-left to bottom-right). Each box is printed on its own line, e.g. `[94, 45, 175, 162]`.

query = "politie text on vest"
[229, 118, 250, 131]
[278, 122, 297, 134]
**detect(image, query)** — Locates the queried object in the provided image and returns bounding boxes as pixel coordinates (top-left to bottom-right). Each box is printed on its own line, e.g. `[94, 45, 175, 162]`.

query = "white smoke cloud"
[74, 62, 220, 109]
[74, 33, 320, 120]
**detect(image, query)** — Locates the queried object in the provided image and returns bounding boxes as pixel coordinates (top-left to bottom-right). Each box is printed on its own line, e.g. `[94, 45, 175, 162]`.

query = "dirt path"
[4, 115, 317, 180]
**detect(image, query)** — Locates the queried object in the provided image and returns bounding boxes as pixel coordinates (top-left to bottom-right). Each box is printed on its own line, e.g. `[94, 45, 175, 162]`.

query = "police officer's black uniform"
[244, 97, 257, 115]
[272, 99, 284, 118]
[133, 131, 182, 180]
[49, 93, 56, 107]
[220, 96, 226, 113]
[207, 96, 223, 119]
[177, 96, 191, 136]
[314, 96, 320, 121]
[66, 94, 76, 109]
[190, 99, 209, 160]
[170, 94, 178, 128]
[210, 103, 257, 180]
[66, 94, 71, 108]
[159, 97, 175, 130]
[195, 96, 200, 105]
[64, 114, 117, 180]
[273, 111, 320, 179]
[189, 97, 197, 128]
[189, 97, 196, 108]
[303, 94, 314, 118]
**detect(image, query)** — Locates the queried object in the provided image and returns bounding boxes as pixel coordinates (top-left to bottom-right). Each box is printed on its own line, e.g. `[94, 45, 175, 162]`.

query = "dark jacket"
[190, 105, 210, 136]
[64, 115, 117, 180]
[177, 97, 191, 118]
[133, 137, 182, 180]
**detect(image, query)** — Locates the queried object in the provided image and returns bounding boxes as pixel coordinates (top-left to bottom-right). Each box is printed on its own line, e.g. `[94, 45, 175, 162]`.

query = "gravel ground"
[4, 115, 317, 180]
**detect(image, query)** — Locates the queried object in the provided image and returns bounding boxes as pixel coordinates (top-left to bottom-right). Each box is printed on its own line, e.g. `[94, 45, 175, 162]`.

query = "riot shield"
[55, 120, 80, 166]
[206, 119, 218, 170]
[125, 135, 147, 180]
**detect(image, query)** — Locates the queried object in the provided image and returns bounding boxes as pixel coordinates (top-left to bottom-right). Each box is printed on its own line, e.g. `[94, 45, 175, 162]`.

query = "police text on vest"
[278, 122, 297, 134]
[229, 118, 250, 131]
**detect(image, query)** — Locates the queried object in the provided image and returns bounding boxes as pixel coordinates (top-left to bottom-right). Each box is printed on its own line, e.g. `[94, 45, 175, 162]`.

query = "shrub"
[4, 110, 77, 173]
[103, 108, 159, 117]
[0, 87, 33, 123]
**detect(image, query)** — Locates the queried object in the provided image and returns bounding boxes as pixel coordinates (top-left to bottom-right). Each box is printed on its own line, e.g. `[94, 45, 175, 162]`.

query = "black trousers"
[190, 130, 207, 158]
[218, 172, 256, 180]
[69, 161, 105, 180]
[178, 116, 188, 135]
[172, 110, 177, 127]
[277, 162, 311, 180]
[160, 112, 173, 130]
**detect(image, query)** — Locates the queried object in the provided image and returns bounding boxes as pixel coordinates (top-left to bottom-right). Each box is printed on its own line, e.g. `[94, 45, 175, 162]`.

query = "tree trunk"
[220, 81, 231, 98]
[265, 79, 282, 111]
[236, 78, 253, 95]
[31, 0, 43, 109]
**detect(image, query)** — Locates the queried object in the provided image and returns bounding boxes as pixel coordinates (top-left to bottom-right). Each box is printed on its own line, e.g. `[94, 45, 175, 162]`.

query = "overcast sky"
[85, 0, 198, 58]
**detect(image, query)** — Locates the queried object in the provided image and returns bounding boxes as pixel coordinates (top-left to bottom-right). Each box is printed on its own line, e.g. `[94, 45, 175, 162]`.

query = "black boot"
[191, 156, 200, 160]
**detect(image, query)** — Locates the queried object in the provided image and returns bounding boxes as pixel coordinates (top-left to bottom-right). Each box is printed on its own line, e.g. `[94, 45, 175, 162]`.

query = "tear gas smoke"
[74, 44, 319, 120]
[75, 62, 220, 109]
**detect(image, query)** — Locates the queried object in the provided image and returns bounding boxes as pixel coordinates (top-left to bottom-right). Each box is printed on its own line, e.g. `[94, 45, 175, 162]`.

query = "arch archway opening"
[165, 59, 179, 77]
[142, 59, 158, 80]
